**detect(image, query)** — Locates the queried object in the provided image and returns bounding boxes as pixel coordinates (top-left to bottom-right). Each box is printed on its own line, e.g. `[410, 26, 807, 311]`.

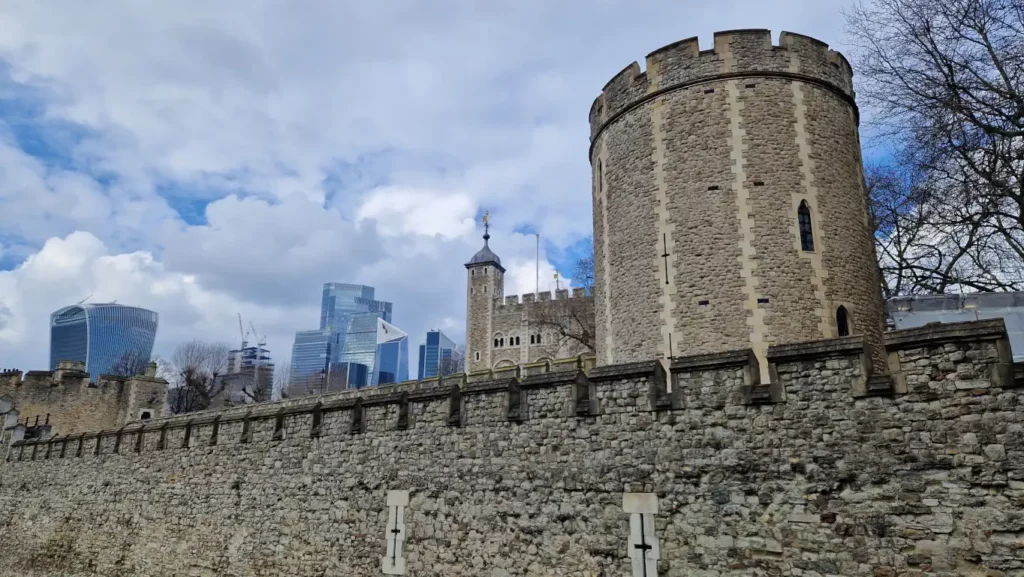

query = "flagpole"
[535, 232, 540, 295]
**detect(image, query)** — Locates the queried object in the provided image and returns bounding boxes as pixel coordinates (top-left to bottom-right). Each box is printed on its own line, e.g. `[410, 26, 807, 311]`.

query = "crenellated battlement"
[1, 319, 1022, 576]
[495, 288, 590, 312]
[590, 29, 855, 143]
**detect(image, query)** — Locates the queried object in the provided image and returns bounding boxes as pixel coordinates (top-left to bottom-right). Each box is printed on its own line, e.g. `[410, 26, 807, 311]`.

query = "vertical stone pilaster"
[726, 79, 770, 384]
[650, 97, 678, 364]
[791, 79, 833, 339]
[596, 140, 614, 365]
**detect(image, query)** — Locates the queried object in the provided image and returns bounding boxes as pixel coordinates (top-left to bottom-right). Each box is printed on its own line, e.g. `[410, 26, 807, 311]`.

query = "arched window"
[529, 335, 535, 344]
[798, 200, 814, 251]
[494, 338, 499, 348]
[484, 268, 488, 275]
[471, 269, 475, 276]
[500, 338, 505, 347]
[475, 352, 480, 361]
[515, 336, 520, 346]
[536, 334, 542, 344]
[597, 160, 603, 193]
[837, 306, 850, 337]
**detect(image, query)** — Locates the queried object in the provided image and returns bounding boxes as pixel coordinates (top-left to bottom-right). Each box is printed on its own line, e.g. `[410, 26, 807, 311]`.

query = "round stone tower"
[589, 29, 886, 380]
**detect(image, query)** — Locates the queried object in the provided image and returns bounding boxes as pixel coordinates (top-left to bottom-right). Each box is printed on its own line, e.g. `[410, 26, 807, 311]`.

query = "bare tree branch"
[167, 340, 231, 414]
[849, 0, 1024, 294]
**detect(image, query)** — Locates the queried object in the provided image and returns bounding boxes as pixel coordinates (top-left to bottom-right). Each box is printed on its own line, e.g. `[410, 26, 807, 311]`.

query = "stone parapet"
[0, 320, 1021, 576]
[590, 29, 855, 143]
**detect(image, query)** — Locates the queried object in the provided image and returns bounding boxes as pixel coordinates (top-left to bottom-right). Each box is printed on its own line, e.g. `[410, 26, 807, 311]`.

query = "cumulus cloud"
[0, 0, 854, 372]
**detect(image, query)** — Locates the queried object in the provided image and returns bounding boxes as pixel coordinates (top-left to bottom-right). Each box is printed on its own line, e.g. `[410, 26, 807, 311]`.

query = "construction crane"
[237, 313, 248, 349]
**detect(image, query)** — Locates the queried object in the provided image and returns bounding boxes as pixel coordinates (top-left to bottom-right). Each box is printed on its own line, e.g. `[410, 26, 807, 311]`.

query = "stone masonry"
[0, 319, 1020, 576]
[0, 360, 168, 436]
[589, 30, 886, 379]
[465, 231, 593, 374]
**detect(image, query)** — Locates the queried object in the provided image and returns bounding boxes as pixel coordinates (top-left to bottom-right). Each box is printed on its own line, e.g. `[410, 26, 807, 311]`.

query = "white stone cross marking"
[623, 493, 660, 577]
[381, 490, 409, 575]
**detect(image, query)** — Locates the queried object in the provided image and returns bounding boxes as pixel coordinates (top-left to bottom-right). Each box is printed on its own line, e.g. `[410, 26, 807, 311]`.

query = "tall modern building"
[49, 303, 159, 378]
[376, 319, 410, 385]
[320, 283, 392, 365]
[337, 316, 409, 387]
[418, 330, 459, 380]
[290, 328, 332, 386]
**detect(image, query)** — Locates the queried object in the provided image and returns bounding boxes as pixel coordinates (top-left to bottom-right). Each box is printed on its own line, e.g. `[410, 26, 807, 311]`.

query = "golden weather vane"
[483, 210, 489, 224]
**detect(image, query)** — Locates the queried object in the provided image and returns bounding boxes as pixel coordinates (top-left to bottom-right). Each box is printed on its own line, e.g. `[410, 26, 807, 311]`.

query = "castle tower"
[589, 30, 886, 380]
[465, 215, 505, 373]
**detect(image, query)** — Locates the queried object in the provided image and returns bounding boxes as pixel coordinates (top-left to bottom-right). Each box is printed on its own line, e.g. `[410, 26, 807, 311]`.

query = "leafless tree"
[533, 238, 596, 353]
[438, 345, 467, 376]
[108, 352, 149, 378]
[272, 362, 291, 401]
[167, 340, 231, 414]
[847, 0, 1024, 294]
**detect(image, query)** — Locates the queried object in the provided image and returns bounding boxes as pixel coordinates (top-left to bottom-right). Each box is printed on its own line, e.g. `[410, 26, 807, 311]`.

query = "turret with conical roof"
[465, 212, 505, 372]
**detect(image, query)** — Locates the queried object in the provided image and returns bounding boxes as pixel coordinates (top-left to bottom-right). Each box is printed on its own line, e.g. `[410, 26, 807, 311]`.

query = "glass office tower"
[49, 303, 159, 378]
[337, 316, 409, 387]
[377, 320, 410, 385]
[417, 330, 458, 379]
[319, 283, 392, 366]
[290, 328, 332, 386]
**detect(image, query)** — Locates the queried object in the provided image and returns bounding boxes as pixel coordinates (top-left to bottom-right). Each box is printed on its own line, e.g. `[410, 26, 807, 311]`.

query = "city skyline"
[0, 0, 748, 377]
[418, 329, 459, 380]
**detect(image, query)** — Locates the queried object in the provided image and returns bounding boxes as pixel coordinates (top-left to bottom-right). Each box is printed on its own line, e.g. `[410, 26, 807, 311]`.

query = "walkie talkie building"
[49, 303, 159, 378]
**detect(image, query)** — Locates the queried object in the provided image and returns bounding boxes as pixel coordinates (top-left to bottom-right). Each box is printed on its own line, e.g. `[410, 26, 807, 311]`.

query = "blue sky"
[0, 0, 863, 373]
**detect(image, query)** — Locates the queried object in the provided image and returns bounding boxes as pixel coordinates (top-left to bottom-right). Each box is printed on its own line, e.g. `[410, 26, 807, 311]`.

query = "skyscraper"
[49, 303, 159, 378]
[376, 319, 409, 385]
[289, 328, 332, 389]
[337, 316, 408, 387]
[319, 283, 392, 365]
[418, 330, 459, 380]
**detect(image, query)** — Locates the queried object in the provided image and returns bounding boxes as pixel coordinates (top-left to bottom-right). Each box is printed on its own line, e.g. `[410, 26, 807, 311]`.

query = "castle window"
[494, 338, 499, 348]
[140, 410, 152, 421]
[500, 338, 505, 347]
[798, 200, 814, 251]
[597, 160, 603, 193]
[475, 351, 480, 361]
[536, 334, 542, 344]
[484, 268, 488, 275]
[837, 306, 850, 337]
[515, 336, 520, 346]
[471, 269, 475, 276]
[530, 335, 535, 344]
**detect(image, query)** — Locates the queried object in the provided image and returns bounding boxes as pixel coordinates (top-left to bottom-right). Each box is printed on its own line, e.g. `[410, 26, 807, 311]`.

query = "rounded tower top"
[589, 29, 856, 149]
[465, 214, 504, 272]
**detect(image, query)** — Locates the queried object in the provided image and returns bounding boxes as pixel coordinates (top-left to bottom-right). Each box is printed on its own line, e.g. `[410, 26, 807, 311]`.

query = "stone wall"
[589, 29, 886, 378]
[488, 290, 594, 370]
[0, 362, 168, 436]
[0, 320, 1021, 577]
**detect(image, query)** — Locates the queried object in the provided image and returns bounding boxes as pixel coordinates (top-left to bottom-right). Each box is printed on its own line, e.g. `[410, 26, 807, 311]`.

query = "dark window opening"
[837, 306, 850, 337]
[745, 83, 757, 88]
[753, 181, 765, 187]
[698, 300, 709, 306]
[140, 411, 152, 421]
[494, 338, 499, 348]
[703, 88, 715, 94]
[757, 297, 770, 304]
[529, 335, 535, 344]
[536, 334, 542, 344]
[708, 185, 720, 191]
[799, 200, 814, 251]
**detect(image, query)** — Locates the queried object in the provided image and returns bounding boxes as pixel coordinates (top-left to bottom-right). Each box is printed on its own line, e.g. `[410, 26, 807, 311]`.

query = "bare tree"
[167, 340, 231, 414]
[533, 238, 596, 353]
[438, 345, 467, 376]
[848, 0, 1024, 294]
[108, 352, 149, 378]
[272, 362, 291, 401]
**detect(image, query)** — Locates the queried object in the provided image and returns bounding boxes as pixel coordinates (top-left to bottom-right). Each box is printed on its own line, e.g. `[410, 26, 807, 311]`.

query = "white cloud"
[0, 0, 856, 372]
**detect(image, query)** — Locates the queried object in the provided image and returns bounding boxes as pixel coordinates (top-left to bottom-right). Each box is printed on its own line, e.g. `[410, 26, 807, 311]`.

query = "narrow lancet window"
[798, 200, 814, 251]
[837, 306, 850, 337]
